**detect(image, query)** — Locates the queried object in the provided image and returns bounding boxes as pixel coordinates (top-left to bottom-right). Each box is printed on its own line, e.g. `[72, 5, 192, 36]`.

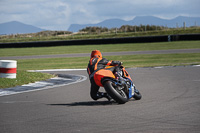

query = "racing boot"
[97, 92, 112, 101]
[103, 93, 112, 101]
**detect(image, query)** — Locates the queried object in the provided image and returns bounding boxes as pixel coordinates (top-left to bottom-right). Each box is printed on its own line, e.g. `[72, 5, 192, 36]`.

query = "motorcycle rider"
[87, 50, 122, 101]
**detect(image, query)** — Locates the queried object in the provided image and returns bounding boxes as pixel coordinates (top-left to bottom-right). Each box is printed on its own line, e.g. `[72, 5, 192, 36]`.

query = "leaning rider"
[87, 50, 122, 101]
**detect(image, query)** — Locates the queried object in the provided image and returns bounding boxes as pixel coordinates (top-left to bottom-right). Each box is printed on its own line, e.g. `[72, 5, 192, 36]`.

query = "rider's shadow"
[48, 101, 118, 107]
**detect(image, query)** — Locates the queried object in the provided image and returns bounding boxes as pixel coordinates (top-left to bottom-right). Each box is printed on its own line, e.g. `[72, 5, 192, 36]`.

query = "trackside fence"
[0, 34, 200, 48]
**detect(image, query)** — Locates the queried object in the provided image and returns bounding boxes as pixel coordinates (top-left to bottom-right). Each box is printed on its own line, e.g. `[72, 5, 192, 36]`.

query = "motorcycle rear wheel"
[103, 81, 128, 104]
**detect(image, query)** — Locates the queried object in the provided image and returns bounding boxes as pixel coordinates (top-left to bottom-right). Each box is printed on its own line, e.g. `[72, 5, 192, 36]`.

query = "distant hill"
[68, 16, 200, 32]
[0, 21, 45, 35]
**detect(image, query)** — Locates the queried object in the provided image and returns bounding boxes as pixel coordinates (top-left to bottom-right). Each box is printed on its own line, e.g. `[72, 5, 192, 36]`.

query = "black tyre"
[103, 81, 128, 104]
[133, 88, 142, 100]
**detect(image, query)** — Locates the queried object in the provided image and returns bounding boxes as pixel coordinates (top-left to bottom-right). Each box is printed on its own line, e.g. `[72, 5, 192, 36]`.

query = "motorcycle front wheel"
[103, 81, 128, 104]
[133, 88, 142, 100]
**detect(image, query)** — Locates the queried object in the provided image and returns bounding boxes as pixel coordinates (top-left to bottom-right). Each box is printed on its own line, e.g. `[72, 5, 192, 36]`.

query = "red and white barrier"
[0, 60, 17, 79]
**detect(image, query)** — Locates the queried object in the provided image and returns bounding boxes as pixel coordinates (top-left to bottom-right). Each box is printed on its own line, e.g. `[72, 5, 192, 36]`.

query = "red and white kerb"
[0, 60, 17, 79]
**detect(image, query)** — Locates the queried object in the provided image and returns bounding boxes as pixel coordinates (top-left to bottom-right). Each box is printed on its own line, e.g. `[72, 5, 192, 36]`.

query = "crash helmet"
[90, 50, 102, 58]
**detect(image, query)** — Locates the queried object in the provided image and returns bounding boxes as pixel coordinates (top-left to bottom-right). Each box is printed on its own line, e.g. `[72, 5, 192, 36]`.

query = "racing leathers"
[87, 57, 121, 100]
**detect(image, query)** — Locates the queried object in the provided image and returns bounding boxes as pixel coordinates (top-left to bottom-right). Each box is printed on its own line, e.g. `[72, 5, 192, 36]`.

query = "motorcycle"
[94, 65, 142, 104]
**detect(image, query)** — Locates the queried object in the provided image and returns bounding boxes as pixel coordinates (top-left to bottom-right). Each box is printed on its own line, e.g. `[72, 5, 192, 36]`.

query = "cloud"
[0, 0, 199, 30]
[0, 0, 71, 30]
[89, 0, 200, 19]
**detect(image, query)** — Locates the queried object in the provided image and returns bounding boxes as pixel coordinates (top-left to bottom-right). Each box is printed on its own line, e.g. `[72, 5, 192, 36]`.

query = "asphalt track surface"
[0, 66, 200, 133]
[1, 49, 200, 133]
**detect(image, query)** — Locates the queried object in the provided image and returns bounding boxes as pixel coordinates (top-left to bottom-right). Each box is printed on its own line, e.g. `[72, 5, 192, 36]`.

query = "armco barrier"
[170, 34, 200, 41]
[0, 34, 199, 48]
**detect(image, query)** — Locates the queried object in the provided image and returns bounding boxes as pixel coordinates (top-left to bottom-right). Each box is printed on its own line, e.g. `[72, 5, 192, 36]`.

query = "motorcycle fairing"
[94, 69, 115, 87]
[128, 83, 135, 98]
[122, 67, 132, 81]
[94, 66, 135, 99]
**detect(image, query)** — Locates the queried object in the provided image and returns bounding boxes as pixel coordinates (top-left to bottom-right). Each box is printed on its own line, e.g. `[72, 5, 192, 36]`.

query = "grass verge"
[0, 70, 55, 89]
[1, 41, 199, 89]
[15, 53, 200, 70]
[1, 53, 199, 89]
[0, 41, 200, 57]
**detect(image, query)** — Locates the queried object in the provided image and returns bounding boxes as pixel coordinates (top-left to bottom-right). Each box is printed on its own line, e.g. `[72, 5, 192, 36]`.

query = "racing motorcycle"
[94, 65, 142, 104]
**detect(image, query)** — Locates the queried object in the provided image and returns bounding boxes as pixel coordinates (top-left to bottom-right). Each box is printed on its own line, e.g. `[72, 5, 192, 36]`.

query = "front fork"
[115, 77, 136, 99]
[111, 77, 130, 98]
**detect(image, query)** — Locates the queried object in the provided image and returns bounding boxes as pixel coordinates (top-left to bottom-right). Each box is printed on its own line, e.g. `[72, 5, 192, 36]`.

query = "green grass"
[107, 53, 200, 68]
[17, 57, 88, 70]
[0, 70, 55, 88]
[15, 53, 200, 70]
[1, 41, 200, 89]
[1, 41, 200, 57]
[1, 53, 199, 89]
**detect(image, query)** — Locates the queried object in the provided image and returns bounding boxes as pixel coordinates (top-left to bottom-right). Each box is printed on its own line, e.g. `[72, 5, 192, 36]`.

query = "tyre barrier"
[0, 60, 17, 79]
[0, 34, 199, 48]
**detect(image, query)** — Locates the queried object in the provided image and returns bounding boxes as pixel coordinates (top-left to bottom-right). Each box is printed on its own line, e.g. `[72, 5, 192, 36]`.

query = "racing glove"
[111, 61, 122, 66]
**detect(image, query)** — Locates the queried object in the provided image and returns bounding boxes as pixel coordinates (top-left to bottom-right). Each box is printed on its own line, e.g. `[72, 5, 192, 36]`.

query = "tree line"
[79, 25, 166, 34]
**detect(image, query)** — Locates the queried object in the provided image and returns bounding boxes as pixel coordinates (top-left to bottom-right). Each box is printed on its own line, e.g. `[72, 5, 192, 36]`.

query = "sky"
[0, 0, 199, 30]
